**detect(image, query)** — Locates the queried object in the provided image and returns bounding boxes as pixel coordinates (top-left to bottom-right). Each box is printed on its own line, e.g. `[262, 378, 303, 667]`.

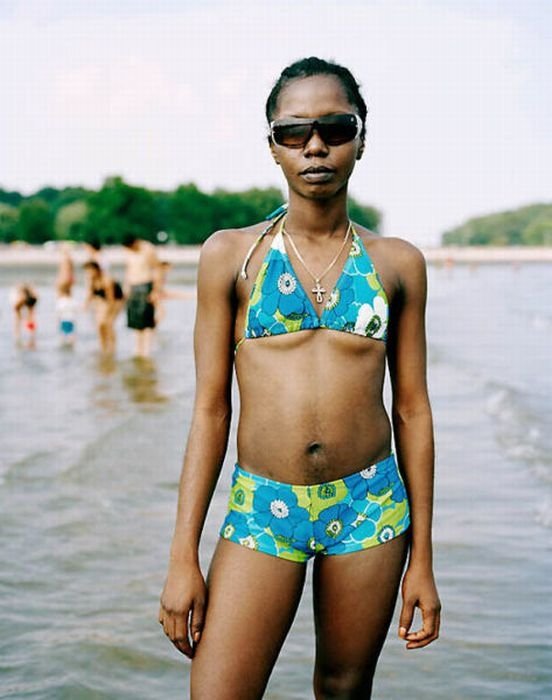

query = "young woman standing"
[83, 261, 124, 354]
[159, 57, 440, 699]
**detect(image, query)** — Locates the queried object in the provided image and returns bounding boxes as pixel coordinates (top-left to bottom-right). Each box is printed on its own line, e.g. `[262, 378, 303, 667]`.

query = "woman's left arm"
[386, 240, 441, 650]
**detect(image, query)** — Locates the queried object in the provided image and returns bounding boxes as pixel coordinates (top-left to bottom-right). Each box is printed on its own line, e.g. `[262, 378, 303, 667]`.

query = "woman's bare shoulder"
[356, 227, 425, 270]
[380, 238, 427, 297]
[199, 222, 270, 279]
[381, 236, 425, 269]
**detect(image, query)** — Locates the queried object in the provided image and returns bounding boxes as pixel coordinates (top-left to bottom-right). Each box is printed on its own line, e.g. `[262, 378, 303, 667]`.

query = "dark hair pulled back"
[265, 57, 367, 136]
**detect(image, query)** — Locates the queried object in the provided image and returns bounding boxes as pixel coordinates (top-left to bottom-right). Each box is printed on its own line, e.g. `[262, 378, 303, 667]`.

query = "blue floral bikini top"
[235, 219, 389, 352]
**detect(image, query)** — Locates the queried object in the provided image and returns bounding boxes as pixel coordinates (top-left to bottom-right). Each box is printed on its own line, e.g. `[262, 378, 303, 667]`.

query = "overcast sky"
[1, 0, 551, 245]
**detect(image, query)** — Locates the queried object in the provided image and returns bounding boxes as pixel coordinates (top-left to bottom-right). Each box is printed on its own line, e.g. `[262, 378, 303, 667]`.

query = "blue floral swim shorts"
[220, 454, 410, 562]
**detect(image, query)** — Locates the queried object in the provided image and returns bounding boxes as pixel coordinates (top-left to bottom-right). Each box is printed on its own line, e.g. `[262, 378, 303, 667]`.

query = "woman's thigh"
[191, 538, 307, 700]
[94, 302, 109, 326]
[110, 301, 124, 320]
[312, 533, 409, 698]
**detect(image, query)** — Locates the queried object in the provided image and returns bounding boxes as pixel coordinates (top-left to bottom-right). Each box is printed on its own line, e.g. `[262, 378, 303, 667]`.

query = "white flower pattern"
[350, 239, 361, 257]
[360, 465, 377, 480]
[270, 499, 290, 519]
[277, 272, 297, 295]
[325, 289, 340, 310]
[378, 526, 395, 543]
[326, 519, 343, 537]
[354, 295, 388, 339]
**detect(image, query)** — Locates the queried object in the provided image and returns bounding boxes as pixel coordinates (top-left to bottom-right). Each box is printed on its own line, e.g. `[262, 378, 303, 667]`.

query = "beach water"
[1, 261, 551, 699]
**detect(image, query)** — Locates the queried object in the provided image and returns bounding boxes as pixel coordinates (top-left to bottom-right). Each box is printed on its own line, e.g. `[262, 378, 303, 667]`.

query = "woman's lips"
[300, 167, 335, 183]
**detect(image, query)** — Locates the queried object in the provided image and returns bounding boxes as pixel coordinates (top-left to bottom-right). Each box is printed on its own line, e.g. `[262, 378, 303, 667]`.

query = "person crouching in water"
[122, 234, 161, 358]
[83, 261, 125, 355]
[10, 283, 38, 347]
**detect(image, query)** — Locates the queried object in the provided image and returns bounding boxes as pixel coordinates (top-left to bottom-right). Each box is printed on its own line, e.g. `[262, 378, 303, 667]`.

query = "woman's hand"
[398, 563, 441, 649]
[158, 561, 207, 658]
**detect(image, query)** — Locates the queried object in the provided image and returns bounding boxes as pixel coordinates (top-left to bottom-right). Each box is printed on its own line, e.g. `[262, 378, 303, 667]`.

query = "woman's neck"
[284, 190, 350, 240]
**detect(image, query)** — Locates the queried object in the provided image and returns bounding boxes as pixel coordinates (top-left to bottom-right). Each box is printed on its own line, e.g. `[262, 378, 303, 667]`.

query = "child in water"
[56, 281, 79, 347]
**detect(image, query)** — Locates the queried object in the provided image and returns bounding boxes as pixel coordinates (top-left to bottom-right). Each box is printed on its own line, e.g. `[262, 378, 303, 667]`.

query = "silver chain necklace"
[282, 220, 352, 303]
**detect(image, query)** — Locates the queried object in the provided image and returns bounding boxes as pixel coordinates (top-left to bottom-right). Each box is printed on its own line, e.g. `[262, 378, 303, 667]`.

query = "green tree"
[152, 190, 172, 242]
[348, 197, 381, 232]
[168, 186, 285, 243]
[169, 184, 216, 244]
[82, 176, 158, 244]
[15, 199, 53, 244]
[442, 203, 552, 246]
[0, 188, 24, 207]
[522, 217, 552, 245]
[241, 187, 284, 217]
[55, 200, 88, 240]
[34, 186, 61, 205]
[0, 181, 385, 245]
[0, 202, 19, 243]
[51, 187, 92, 217]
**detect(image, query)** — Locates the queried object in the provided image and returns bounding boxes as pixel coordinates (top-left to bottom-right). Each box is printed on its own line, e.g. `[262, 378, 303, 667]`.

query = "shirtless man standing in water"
[123, 235, 160, 358]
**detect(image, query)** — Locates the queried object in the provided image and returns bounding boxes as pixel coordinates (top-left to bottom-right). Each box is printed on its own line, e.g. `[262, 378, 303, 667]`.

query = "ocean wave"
[535, 498, 552, 529]
[59, 414, 137, 483]
[484, 381, 552, 480]
[2, 449, 60, 483]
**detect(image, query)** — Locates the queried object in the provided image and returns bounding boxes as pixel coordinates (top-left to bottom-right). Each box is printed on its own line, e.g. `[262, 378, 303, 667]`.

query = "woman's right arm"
[159, 231, 237, 658]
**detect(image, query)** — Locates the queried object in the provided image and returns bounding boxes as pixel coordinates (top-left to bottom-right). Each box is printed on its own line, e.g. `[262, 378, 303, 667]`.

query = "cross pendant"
[312, 281, 326, 304]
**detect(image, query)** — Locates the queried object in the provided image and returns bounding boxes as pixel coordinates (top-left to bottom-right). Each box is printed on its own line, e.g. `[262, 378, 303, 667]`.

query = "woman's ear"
[356, 140, 365, 161]
[269, 138, 280, 165]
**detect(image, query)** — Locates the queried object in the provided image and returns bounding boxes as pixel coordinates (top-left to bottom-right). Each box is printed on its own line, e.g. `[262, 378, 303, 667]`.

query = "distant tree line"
[442, 203, 552, 246]
[0, 177, 381, 245]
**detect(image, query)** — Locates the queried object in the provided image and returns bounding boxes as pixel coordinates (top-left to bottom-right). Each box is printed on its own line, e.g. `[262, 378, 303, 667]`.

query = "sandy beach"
[2, 242, 552, 268]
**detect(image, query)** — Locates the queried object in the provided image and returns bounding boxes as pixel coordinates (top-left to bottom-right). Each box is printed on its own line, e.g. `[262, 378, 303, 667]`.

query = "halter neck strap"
[239, 208, 287, 280]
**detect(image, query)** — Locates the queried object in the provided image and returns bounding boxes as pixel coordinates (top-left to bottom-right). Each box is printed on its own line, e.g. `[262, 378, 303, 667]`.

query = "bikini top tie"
[236, 218, 388, 351]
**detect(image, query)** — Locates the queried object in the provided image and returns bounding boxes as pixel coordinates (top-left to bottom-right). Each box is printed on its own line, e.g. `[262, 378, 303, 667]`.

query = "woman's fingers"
[190, 598, 206, 645]
[159, 568, 207, 658]
[159, 602, 194, 658]
[405, 604, 441, 648]
[398, 597, 415, 639]
[174, 613, 193, 657]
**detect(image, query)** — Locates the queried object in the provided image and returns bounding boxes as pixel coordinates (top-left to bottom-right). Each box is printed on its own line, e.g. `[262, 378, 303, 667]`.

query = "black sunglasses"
[269, 113, 363, 149]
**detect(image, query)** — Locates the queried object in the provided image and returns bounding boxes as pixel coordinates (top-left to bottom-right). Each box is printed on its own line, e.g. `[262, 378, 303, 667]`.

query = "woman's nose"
[303, 127, 329, 156]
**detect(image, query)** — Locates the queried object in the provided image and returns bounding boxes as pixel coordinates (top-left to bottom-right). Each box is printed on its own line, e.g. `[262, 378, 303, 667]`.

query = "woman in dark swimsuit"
[159, 57, 440, 699]
[83, 261, 124, 354]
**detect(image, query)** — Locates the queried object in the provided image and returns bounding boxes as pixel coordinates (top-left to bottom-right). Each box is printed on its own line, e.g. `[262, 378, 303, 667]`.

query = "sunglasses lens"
[319, 116, 360, 145]
[271, 114, 360, 148]
[272, 123, 313, 148]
